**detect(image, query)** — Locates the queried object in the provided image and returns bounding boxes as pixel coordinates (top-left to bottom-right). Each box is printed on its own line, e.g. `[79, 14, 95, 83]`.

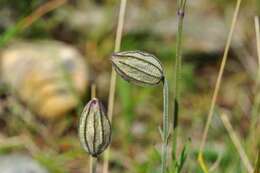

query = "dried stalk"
[198, 0, 242, 172]
[250, 16, 260, 145]
[220, 113, 253, 173]
[103, 1, 127, 173]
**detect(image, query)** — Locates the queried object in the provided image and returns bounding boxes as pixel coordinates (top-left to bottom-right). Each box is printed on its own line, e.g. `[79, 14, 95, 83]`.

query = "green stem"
[90, 157, 97, 173]
[162, 79, 169, 173]
[172, 0, 187, 159]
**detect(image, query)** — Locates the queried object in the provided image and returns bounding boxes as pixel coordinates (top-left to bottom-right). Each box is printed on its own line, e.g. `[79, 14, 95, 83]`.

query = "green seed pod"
[78, 98, 111, 157]
[111, 51, 164, 86]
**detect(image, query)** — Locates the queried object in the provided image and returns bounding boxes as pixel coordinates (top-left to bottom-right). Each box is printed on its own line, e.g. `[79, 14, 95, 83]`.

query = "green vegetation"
[0, 0, 259, 173]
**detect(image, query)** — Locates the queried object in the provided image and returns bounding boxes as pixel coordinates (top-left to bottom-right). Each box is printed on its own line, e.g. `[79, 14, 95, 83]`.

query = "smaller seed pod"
[78, 98, 111, 157]
[111, 51, 164, 86]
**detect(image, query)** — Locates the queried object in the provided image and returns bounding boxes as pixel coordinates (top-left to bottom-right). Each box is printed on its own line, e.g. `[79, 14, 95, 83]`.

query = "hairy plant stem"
[172, 0, 187, 159]
[103, 0, 127, 173]
[162, 79, 169, 173]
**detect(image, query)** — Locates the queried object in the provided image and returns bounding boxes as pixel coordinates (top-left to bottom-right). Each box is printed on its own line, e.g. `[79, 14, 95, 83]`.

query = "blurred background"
[0, 0, 260, 172]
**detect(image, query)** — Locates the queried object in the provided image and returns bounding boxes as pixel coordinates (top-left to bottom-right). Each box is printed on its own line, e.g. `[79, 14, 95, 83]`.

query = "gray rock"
[0, 154, 48, 173]
[1, 40, 89, 119]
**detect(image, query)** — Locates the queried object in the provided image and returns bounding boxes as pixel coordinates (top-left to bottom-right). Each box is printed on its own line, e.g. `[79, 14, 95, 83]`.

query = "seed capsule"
[78, 98, 111, 157]
[111, 51, 164, 86]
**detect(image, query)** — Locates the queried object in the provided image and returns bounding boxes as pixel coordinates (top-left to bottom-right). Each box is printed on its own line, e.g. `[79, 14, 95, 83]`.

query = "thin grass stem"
[254, 150, 260, 173]
[89, 156, 93, 173]
[220, 113, 253, 173]
[255, 16, 260, 67]
[91, 84, 97, 99]
[198, 0, 242, 172]
[103, 1, 127, 173]
[250, 16, 260, 142]
[246, 16, 260, 162]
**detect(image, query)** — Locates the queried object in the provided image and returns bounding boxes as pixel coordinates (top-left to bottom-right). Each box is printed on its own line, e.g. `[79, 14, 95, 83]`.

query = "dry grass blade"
[254, 150, 260, 173]
[7, 95, 50, 144]
[255, 16, 260, 67]
[20, 0, 67, 29]
[253, 16, 260, 90]
[198, 0, 242, 172]
[103, 1, 127, 173]
[208, 153, 222, 172]
[220, 113, 253, 173]
[0, 134, 39, 155]
[249, 16, 260, 157]
[0, 0, 67, 47]
[89, 157, 94, 173]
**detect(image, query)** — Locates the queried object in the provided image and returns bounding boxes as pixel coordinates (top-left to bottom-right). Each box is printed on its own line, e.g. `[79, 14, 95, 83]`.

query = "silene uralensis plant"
[78, 97, 112, 173]
[111, 51, 169, 173]
[77, 0, 188, 172]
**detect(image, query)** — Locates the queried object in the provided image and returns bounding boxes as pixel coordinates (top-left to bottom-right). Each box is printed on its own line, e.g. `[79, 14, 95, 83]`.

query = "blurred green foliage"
[0, 0, 45, 18]
[134, 148, 161, 173]
[0, 0, 258, 173]
[36, 153, 69, 173]
[117, 79, 135, 142]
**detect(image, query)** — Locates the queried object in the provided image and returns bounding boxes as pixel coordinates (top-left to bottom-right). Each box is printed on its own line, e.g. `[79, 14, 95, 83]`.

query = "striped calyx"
[78, 98, 111, 157]
[111, 51, 164, 86]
